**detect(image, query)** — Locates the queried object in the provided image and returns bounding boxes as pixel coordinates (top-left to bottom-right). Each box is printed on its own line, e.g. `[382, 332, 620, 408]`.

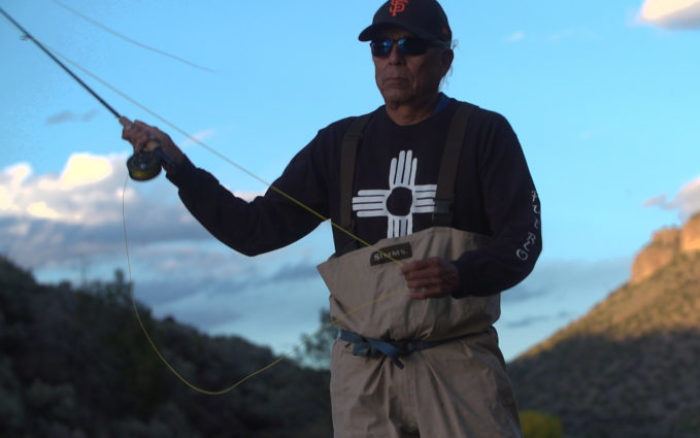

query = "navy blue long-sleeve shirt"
[167, 98, 541, 297]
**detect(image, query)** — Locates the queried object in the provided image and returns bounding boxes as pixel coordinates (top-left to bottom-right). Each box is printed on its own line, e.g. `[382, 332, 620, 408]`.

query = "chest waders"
[317, 103, 523, 438]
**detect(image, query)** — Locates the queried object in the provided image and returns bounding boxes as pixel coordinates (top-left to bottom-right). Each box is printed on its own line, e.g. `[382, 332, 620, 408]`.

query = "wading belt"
[339, 329, 472, 369]
[337, 102, 478, 366]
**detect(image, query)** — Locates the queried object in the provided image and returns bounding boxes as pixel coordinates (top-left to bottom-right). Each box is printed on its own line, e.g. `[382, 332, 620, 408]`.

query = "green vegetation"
[293, 309, 338, 369]
[509, 251, 700, 437]
[519, 410, 564, 438]
[3, 230, 700, 437]
[0, 257, 331, 437]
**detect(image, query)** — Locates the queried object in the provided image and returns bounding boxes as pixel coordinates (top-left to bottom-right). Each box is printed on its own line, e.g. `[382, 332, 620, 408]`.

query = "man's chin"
[380, 90, 411, 107]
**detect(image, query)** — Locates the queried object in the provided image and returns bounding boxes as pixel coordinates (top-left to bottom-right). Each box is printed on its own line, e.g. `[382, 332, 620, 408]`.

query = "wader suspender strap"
[432, 102, 477, 226]
[339, 103, 477, 231]
[336, 103, 479, 367]
[339, 114, 373, 232]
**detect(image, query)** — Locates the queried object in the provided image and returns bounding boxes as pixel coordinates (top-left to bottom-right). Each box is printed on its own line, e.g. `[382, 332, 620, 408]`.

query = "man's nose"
[387, 43, 405, 65]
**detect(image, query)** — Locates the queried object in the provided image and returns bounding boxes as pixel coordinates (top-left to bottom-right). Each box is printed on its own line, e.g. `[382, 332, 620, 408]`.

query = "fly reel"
[126, 149, 163, 181]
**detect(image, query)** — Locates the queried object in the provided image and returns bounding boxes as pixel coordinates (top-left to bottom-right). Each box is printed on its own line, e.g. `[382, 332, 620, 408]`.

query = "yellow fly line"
[123, 174, 408, 395]
[118, 127, 410, 395]
[5, 9, 412, 394]
[72, 55, 413, 395]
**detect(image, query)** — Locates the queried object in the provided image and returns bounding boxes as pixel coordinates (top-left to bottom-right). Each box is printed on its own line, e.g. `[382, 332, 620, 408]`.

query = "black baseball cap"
[358, 0, 452, 43]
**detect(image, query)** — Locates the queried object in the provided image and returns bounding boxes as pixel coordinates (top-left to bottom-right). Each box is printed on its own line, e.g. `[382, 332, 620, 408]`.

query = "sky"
[1, 0, 699, 366]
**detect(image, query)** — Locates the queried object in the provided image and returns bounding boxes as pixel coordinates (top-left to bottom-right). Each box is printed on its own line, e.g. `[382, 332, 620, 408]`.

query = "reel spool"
[127, 147, 165, 181]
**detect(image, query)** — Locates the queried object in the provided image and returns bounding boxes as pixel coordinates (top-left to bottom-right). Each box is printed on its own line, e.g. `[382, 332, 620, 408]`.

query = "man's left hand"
[400, 258, 460, 300]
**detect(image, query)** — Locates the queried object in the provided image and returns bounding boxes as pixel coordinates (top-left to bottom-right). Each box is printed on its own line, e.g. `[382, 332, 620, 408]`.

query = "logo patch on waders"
[370, 242, 412, 266]
[317, 226, 498, 341]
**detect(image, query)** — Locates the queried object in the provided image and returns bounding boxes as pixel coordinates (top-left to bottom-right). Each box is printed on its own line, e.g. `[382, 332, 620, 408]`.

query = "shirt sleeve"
[452, 114, 542, 297]
[165, 139, 329, 256]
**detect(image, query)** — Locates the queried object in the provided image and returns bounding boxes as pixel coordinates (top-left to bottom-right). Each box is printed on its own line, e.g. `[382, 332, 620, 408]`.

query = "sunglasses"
[370, 37, 447, 57]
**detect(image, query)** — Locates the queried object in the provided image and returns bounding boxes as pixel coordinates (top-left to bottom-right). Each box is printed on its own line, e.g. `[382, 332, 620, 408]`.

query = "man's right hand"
[120, 117, 185, 169]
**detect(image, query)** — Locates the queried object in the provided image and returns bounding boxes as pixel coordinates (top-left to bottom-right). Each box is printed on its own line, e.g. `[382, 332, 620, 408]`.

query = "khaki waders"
[318, 227, 522, 438]
[319, 102, 523, 437]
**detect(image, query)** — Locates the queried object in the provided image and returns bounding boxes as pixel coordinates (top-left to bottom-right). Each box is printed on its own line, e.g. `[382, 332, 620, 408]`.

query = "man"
[122, 1, 541, 436]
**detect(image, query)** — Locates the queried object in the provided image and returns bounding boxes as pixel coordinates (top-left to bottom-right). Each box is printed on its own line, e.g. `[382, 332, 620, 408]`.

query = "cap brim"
[358, 22, 433, 41]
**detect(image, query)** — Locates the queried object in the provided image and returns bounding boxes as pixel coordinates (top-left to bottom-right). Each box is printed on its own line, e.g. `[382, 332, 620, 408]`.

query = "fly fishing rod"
[0, 6, 170, 181]
[2, 5, 415, 397]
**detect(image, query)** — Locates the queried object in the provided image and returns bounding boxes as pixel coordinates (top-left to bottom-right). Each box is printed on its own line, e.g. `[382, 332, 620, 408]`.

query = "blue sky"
[1, 0, 699, 365]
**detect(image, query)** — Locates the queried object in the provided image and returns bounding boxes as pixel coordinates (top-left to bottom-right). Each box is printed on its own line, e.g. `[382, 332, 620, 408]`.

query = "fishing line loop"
[121, 175, 286, 395]
[49, 0, 215, 73]
[51, 43, 410, 395]
[3, 7, 411, 395]
[121, 174, 409, 395]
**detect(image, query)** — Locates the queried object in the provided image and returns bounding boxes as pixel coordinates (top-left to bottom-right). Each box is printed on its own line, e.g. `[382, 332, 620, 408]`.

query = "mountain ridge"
[0, 258, 332, 437]
[508, 213, 700, 437]
[631, 211, 700, 283]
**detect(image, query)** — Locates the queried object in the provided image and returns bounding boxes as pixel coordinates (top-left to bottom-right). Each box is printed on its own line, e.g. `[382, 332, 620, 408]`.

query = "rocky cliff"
[509, 211, 700, 438]
[630, 212, 700, 283]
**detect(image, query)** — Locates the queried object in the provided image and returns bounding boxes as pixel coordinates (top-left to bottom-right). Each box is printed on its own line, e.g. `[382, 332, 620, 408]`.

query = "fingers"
[121, 119, 164, 152]
[120, 119, 185, 169]
[406, 282, 443, 300]
[401, 258, 459, 300]
[121, 118, 147, 151]
[400, 259, 440, 284]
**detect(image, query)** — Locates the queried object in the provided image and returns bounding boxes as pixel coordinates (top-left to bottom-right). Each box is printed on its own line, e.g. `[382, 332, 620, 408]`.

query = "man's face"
[372, 28, 453, 108]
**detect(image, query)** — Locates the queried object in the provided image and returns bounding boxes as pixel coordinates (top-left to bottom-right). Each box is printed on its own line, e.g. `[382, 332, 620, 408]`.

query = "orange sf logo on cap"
[389, 0, 409, 17]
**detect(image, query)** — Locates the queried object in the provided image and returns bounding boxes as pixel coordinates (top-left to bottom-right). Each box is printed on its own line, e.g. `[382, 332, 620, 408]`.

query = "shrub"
[519, 409, 564, 438]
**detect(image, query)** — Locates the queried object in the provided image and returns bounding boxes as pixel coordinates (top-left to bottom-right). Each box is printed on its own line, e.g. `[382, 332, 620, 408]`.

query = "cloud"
[123, 244, 329, 346]
[60, 153, 113, 188]
[643, 174, 700, 218]
[0, 154, 334, 355]
[129, 245, 320, 300]
[502, 285, 548, 303]
[3, 153, 137, 225]
[267, 261, 320, 283]
[45, 109, 99, 125]
[643, 194, 667, 208]
[503, 257, 631, 304]
[0, 154, 211, 269]
[0, 152, 324, 295]
[579, 130, 594, 141]
[26, 201, 62, 220]
[673, 176, 700, 216]
[506, 31, 525, 43]
[497, 258, 631, 360]
[638, 0, 700, 29]
[547, 27, 600, 41]
[82, 110, 99, 121]
[180, 129, 216, 148]
[504, 312, 570, 329]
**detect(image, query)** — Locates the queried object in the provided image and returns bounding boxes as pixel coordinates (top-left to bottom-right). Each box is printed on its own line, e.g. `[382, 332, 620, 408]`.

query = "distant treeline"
[0, 257, 332, 438]
[9, 251, 696, 438]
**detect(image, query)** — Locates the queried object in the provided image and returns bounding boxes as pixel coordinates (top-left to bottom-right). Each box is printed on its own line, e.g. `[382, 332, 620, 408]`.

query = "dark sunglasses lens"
[397, 38, 430, 55]
[370, 38, 433, 57]
[370, 40, 393, 57]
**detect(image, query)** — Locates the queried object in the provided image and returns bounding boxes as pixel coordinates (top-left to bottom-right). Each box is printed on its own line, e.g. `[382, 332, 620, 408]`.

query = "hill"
[4, 212, 700, 437]
[509, 214, 700, 438]
[0, 257, 332, 437]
